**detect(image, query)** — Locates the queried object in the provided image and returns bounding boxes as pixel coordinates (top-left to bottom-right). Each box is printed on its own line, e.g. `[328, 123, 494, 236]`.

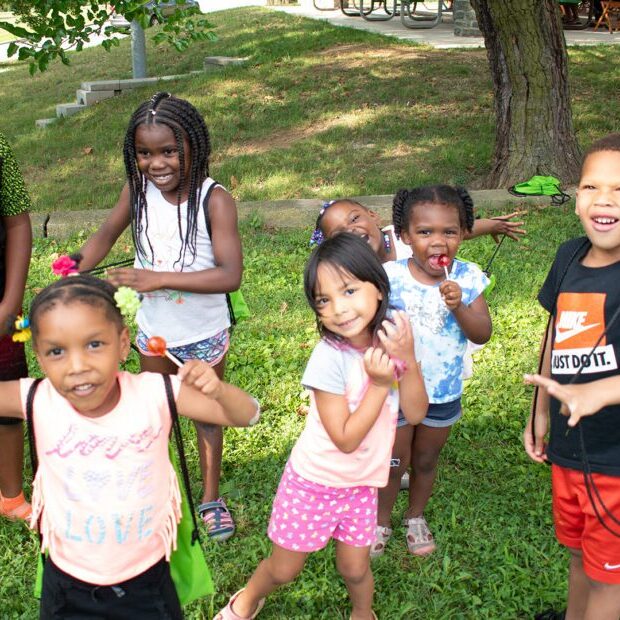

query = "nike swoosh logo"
[555, 323, 599, 343]
[605, 562, 620, 570]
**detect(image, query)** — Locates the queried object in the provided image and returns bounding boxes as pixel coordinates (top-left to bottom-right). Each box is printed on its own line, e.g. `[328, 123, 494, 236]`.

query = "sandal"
[213, 589, 265, 620]
[369, 526, 392, 559]
[0, 491, 32, 521]
[403, 515, 436, 556]
[199, 498, 235, 542]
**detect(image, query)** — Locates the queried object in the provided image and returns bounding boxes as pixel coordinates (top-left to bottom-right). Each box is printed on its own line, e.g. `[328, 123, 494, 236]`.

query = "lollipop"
[147, 336, 183, 368]
[438, 254, 450, 280]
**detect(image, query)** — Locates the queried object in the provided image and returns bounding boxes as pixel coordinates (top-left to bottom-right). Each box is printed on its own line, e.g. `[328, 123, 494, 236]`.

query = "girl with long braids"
[376, 186, 492, 558]
[79, 92, 242, 542]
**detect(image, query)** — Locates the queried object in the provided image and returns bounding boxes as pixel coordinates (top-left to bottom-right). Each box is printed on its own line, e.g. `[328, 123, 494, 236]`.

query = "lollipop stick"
[164, 350, 184, 368]
[443, 266, 450, 280]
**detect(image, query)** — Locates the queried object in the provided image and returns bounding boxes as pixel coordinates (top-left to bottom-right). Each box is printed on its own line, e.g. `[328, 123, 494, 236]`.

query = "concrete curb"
[30, 189, 574, 239]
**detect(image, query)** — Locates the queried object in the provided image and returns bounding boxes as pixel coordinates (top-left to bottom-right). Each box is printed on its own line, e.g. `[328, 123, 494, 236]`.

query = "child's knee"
[336, 555, 370, 584]
[265, 556, 304, 585]
[412, 450, 440, 475]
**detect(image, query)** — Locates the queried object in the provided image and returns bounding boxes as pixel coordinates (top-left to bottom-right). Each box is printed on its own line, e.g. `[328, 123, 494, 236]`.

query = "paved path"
[271, 3, 620, 48]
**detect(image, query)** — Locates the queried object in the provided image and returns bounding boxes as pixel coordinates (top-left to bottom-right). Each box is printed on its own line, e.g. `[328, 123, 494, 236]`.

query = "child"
[376, 186, 492, 557]
[315, 198, 526, 264]
[0, 274, 259, 619]
[78, 92, 242, 541]
[214, 233, 428, 620]
[0, 132, 33, 521]
[523, 133, 620, 620]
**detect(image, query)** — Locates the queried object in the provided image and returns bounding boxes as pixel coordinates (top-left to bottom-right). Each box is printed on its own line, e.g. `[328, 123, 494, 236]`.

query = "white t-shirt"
[134, 178, 230, 347]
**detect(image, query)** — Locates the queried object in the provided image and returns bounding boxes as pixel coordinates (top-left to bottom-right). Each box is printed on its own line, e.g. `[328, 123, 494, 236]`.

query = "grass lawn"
[0, 8, 618, 212]
[1, 202, 585, 619]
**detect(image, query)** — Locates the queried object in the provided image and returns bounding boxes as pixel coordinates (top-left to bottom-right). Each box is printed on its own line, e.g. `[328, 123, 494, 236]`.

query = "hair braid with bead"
[123, 92, 212, 268]
[392, 185, 475, 237]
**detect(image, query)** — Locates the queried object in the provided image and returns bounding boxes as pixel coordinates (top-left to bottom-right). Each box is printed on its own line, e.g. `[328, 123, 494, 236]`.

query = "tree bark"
[470, 0, 582, 188]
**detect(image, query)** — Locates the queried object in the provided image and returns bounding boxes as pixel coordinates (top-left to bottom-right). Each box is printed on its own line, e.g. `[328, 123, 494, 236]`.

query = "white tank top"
[134, 178, 230, 347]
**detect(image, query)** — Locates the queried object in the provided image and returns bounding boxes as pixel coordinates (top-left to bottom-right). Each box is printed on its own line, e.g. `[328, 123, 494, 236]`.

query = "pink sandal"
[213, 589, 265, 620]
[403, 515, 436, 556]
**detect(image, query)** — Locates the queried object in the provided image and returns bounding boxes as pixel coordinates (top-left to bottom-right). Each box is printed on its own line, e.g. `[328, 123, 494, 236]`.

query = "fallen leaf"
[230, 175, 239, 190]
[280, 302, 288, 315]
[82, 146, 93, 155]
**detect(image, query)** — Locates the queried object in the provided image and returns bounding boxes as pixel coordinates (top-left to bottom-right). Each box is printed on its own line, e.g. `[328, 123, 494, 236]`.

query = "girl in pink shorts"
[215, 233, 428, 620]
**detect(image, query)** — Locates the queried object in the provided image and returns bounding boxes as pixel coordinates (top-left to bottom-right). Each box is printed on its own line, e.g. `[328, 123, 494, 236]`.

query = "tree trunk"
[470, 0, 582, 188]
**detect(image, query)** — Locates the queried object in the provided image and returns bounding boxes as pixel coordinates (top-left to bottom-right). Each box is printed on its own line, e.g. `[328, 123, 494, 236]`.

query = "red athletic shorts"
[552, 464, 620, 584]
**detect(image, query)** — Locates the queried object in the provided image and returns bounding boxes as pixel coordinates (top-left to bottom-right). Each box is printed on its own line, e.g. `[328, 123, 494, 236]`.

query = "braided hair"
[29, 275, 124, 341]
[392, 185, 475, 239]
[123, 92, 212, 268]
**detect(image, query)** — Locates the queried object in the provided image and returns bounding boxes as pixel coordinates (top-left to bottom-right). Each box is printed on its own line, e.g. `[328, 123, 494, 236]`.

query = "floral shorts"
[136, 328, 229, 367]
[268, 462, 377, 552]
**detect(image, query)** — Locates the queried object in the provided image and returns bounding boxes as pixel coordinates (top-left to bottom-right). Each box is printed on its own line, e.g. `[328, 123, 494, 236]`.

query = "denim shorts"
[136, 328, 229, 367]
[397, 397, 462, 429]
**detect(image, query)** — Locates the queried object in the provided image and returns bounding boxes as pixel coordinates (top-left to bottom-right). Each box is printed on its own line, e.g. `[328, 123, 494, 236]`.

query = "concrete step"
[76, 88, 116, 106]
[35, 118, 57, 129]
[56, 102, 87, 118]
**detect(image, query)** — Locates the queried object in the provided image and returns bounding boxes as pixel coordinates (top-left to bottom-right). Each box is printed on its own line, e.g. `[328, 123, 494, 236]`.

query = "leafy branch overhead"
[0, 0, 216, 75]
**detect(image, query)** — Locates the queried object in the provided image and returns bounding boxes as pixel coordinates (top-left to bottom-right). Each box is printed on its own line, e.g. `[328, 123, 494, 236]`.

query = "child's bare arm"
[175, 360, 259, 427]
[464, 213, 526, 243]
[315, 348, 394, 454]
[0, 213, 31, 336]
[523, 320, 552, 463]
[0, 381, 25, 419]
[107, 187, 243, 294]
[78, 184, 132, 271]
[441, 284, 492, 345]
[525, 374, 620, 428]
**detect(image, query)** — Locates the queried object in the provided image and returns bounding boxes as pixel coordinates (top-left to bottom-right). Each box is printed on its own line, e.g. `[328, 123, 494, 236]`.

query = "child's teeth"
[595, 217, 616, 224]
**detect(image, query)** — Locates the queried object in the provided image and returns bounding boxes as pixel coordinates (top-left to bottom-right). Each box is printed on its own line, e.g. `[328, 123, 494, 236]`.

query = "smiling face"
[575, 150, 620, 266]
[313, 263, 382, 348]
[33, 302, 130, 418]
[401, 202, 463, 283]
[135, 123, 191, 203]
[320, 201, 386, 258]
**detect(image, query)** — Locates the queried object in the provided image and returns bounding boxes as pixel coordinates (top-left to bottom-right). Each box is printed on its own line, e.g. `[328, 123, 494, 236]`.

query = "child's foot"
[0, 491, 31, 521]
[369, 525, 392, 558]
[199, 497, 235, 541]
[214, 589, 265, 620]
[403, 515, 436, 556]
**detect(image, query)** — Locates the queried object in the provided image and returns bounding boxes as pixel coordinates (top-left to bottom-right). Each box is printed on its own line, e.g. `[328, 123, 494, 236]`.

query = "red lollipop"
[438, 254, 450, 279]
[147, 336, 183, 368]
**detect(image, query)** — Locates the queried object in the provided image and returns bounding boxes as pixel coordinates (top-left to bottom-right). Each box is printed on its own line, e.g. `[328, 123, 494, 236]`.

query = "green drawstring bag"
[508, 175, 571, 205]
[229, 289, 250, 324]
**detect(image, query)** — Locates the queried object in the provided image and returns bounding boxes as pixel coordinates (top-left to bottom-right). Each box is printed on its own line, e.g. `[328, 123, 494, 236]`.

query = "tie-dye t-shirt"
[384, 258, 489, 403]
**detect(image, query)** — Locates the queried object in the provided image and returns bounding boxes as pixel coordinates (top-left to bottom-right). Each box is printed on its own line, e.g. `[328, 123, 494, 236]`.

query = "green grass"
[0, 8, 618, 212]
[1, 203, 585, 619]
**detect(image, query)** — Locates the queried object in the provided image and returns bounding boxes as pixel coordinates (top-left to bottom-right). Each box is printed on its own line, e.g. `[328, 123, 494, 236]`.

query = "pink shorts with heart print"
[267, 461, 377, 552]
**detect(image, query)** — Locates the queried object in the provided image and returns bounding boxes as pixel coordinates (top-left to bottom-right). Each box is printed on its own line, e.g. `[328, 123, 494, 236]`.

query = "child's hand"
[522, 410, 548, 463]
[489, 212, 526, 243]
[106, 268, 163, 293]
[439, 280, 462, 311]
[364, 347, 395, 388]
[524, 373, 603, 428]
[377, 311, 416, 366]
[178, 360, 222, 399]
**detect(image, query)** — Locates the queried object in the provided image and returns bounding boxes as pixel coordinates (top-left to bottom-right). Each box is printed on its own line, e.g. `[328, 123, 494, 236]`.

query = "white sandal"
[369, 525, 392, 559]
[403, 516, 436, 556]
